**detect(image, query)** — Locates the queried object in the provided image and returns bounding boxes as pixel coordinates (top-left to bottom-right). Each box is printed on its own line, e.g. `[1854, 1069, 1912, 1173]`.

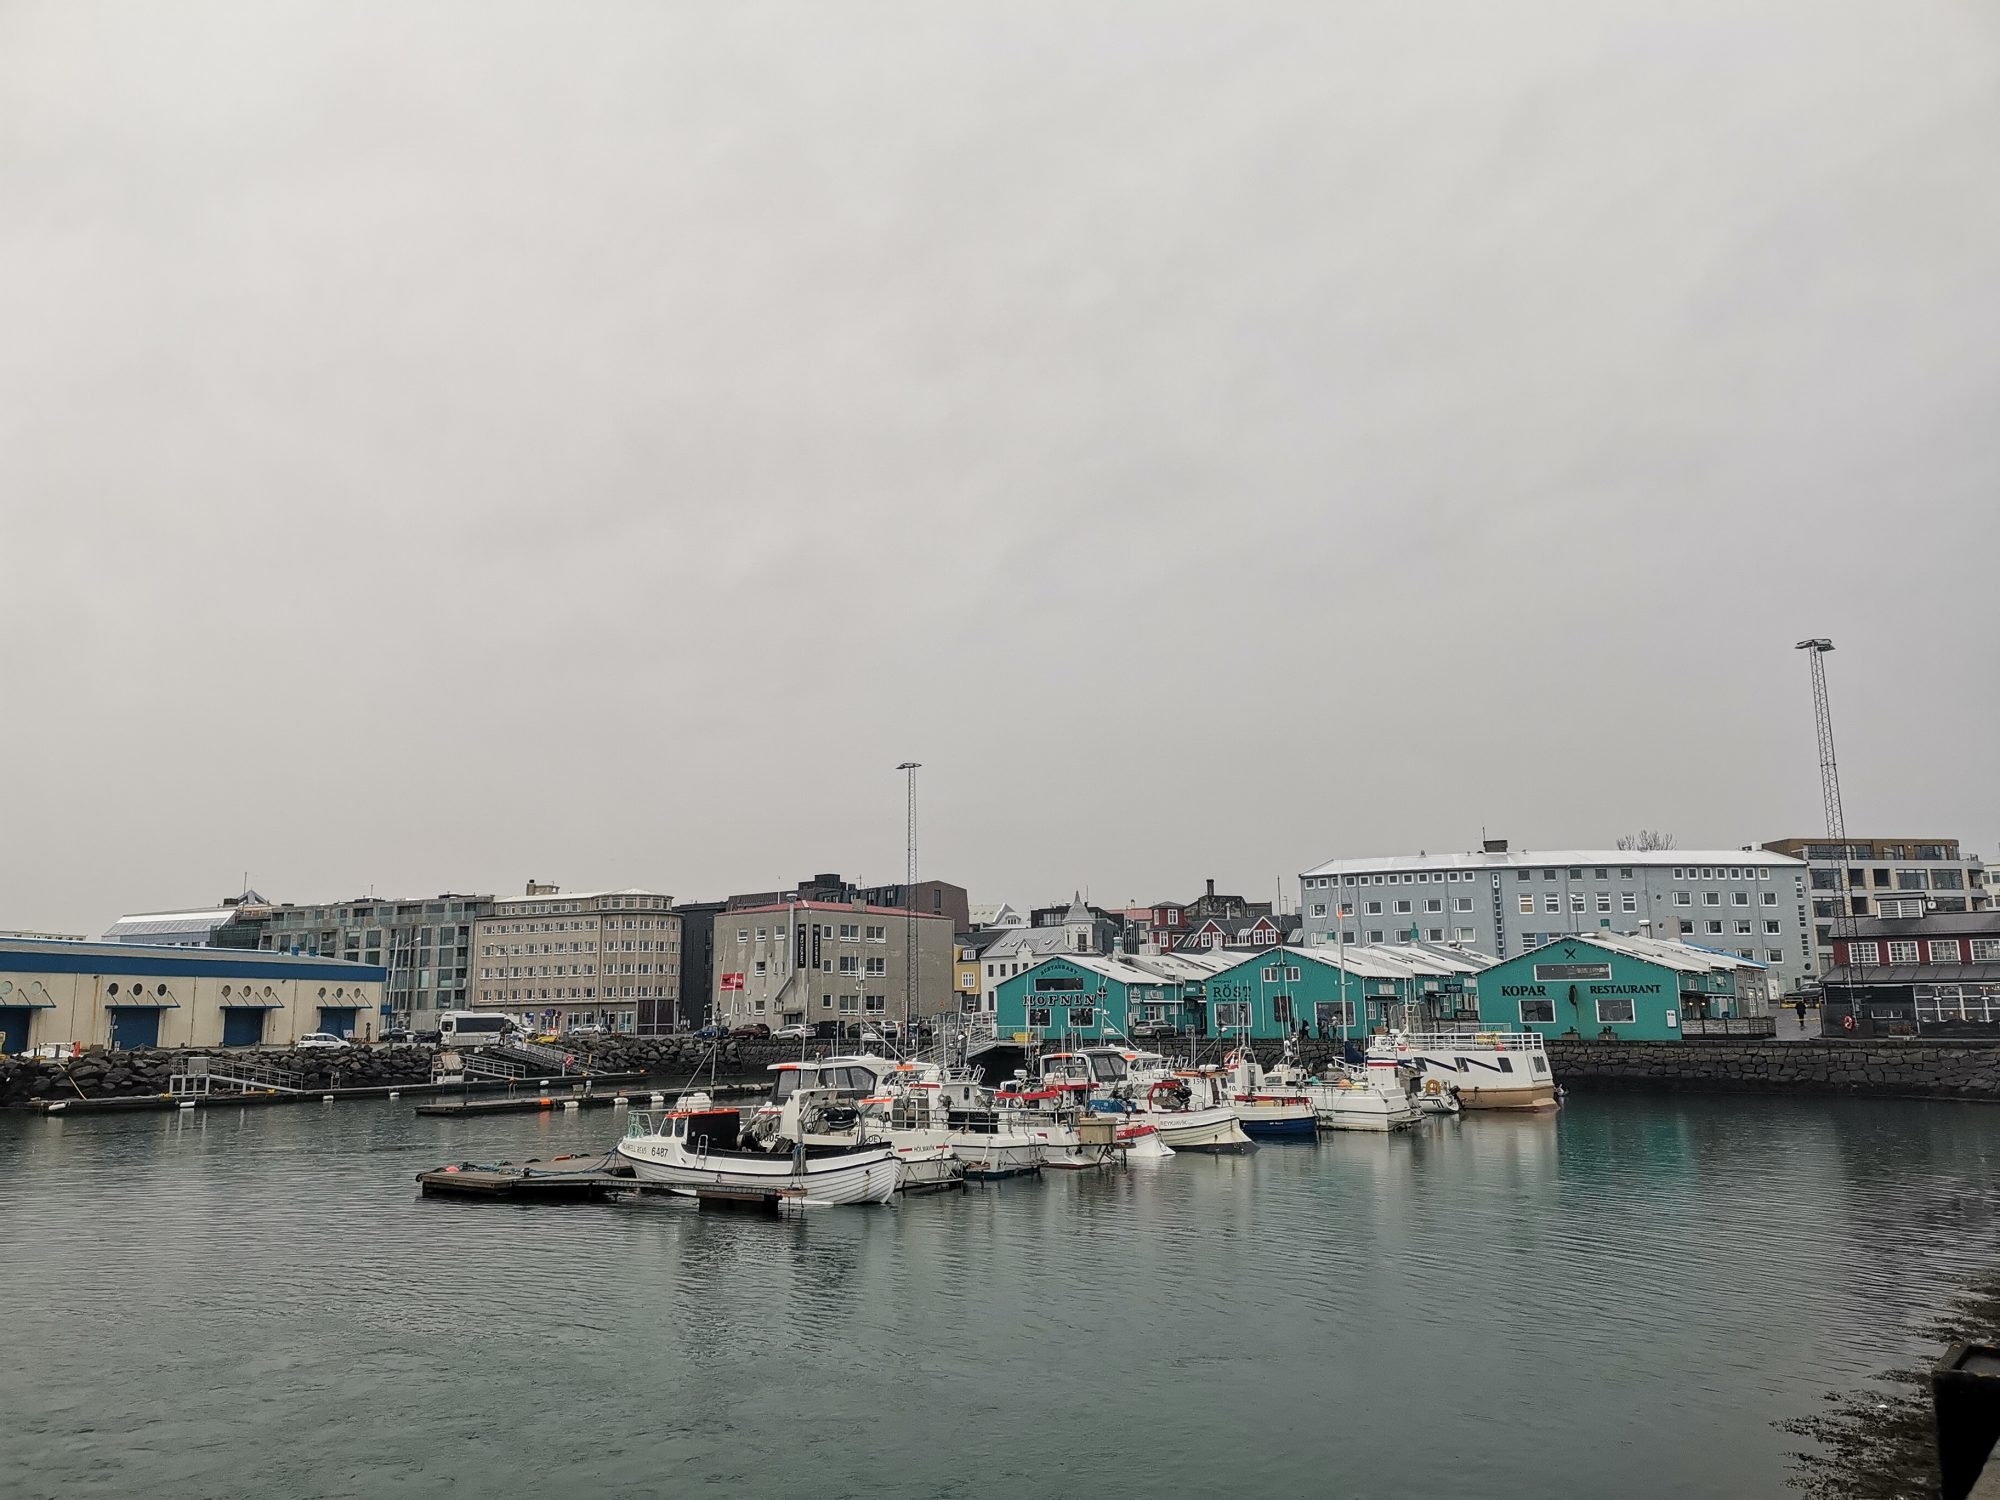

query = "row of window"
[495, 897, 670, 915]
[478, 987, 661, 1001]
[1517, 996, 1636, 1025]
[1846, 939, 2000, 965]
[479, 939, 676, 956]
[1330, 928, 1481, 946]
[735, 924, 888, 944]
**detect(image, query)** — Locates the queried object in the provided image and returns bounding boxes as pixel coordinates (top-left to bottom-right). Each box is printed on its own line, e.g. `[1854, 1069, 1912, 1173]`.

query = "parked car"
[566, 1024, 608, 1038]
[858, 1027, 886, 1045]
[531, 1030, 561, 1044]
[296, 1033, 350, 1051]
[730, 1023, 771, 1039]
[379, 1028, 414, 1044]
[695, 1024, 729, 1040]
[771, 1023, 810, 1040]
[414, 1029, 442, 1046]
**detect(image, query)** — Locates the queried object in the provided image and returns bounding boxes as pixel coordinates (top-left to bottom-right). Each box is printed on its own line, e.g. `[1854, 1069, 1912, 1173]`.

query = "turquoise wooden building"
[1474, 932, 1761, 1042]
[992, 954, 1177, 1042]
[1200, 945, 1490, 1038]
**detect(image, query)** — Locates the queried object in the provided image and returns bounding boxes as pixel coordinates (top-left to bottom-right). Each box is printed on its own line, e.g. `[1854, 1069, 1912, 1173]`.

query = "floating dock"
[413, 1081, 768, 1118]
[416, 1156, 798, 1213]
[29, 1071, 655, 1116]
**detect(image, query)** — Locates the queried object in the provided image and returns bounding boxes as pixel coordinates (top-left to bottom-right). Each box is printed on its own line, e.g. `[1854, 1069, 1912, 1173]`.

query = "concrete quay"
[1544, 1038, 2000, 1102]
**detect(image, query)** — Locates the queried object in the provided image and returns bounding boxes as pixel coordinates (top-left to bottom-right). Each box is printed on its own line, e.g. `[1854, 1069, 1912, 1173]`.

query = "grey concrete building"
[471, 884, 680, 1035]
[1298, 840, 1814, 996]
[713, 900, 953, 1030]
[258, 892, 492, 1030]
[1760, 837, 1992, 977]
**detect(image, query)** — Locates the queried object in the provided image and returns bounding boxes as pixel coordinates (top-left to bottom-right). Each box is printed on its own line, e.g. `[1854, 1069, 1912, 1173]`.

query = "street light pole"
[896, 762, 921, 1045]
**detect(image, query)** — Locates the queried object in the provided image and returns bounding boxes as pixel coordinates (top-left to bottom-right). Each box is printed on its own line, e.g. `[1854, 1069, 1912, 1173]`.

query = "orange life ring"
[1841, 1013, 1856, 1032]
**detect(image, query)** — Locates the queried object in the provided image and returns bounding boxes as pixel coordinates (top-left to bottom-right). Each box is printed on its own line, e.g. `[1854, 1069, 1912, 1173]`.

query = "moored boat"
[1371, 1030, 1559, 1111]
[614, 1089, 899, 1204]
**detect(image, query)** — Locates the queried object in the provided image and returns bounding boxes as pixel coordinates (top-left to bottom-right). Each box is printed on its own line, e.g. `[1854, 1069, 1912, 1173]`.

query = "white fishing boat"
[1370, 1030, 1559, 1112]
[614, 1089, 899, 1205]
[1260, 1040, 1422, 1132]
[1044, 1048, 1252, 1152]
[1219, 1050, 1320, 1140]
[764, 1056, 962, 1191]
[990, 1073, 1121, 1170]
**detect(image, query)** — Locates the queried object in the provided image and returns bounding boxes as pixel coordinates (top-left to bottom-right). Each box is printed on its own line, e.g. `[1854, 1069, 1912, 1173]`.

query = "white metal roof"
[1539, 930, 1767, 974]
[1299, 848, 1804, 879]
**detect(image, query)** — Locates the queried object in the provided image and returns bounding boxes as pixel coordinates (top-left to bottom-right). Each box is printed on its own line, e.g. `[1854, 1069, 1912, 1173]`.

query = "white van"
[438, 1011, 518, 1048]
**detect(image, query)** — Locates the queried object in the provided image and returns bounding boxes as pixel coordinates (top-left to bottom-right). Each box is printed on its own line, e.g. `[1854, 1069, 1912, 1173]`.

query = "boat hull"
[1232, 1100, 1318, 1140]
[1135, 1105, 1253, 1152]
[951, 1134, 1043, 1179]
[613, 1138, 900, 1204]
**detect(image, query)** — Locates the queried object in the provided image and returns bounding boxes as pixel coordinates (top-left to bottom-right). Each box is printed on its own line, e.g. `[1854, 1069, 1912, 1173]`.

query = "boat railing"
[1383, 1030, 1547, 1053]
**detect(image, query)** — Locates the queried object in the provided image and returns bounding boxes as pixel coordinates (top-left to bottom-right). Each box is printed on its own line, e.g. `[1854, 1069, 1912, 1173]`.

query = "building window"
[1520, 998, 1556, 1024]
[1927, 941, 1961, 963]
[1595, 893, 1611, 912]
[1731, 892, 1749, 907]
[1767, 949, 1786, 963]
[1518, 895, 1535, 915]
[1365, 901, 1383, 916]
[1425, 899, 1442, 913]
[1705, 921, 1723, 934]
[1453, 928, 1476, 943]
[1847, 942, 1881, 964]
[1621, 893, 1637, 913]
[1543, 894, 1559, 914]
[1595, 996, 1637, 1025]
[865, 957, 886, 977]
[1703, 892, 1721, 907]
[1972, 940, 2000, 962]
[736, 930, 748, 944]
[1570, 894, 1586, 913]
[1393, 900, 1412, 915]
[1454, 897, 1473, 913]
[1765, 921, 1782, 934]
[1311, 904, 1327, 918]
[1886, 941, 1919, 964]
[1734, 921, 1752, 935]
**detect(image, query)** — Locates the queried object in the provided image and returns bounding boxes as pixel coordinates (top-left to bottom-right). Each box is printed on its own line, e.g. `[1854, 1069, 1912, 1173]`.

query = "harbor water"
[4, 1094, 2000, 1498]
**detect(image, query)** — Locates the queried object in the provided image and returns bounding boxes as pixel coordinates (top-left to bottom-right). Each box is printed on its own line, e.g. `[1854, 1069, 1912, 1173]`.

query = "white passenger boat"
[1371, 1030, 1559, 1112]
[614, 1089, 899, 1205]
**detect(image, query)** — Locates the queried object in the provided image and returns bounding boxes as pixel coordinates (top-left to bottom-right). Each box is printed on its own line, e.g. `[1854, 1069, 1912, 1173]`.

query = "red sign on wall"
[720, 973, 746, 992]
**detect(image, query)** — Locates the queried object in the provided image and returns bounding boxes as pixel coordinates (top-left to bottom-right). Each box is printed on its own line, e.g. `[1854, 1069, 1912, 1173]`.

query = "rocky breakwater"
[0, 1044, 438, 1107]
[1545, 1039, 2000, 1101]
[569, 1034, 819, 1082]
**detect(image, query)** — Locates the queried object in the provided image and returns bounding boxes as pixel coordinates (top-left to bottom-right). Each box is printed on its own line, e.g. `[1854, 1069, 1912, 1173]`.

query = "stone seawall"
[1545, 1039, 2000, 1101]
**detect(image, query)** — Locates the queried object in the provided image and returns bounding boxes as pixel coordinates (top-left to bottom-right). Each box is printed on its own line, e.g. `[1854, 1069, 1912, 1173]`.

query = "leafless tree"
[1615, 830, 1678, 851]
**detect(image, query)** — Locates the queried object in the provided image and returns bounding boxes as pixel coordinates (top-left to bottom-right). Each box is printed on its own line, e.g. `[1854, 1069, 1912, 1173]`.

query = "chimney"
[1482, 839, 1508, 854]
[1206, 878, 1216, 899]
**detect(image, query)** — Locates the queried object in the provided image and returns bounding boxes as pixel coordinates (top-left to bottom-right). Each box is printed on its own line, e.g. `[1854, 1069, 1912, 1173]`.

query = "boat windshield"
[1086, 1053, 1129, 1083]
[771, 1068, 806, 1104]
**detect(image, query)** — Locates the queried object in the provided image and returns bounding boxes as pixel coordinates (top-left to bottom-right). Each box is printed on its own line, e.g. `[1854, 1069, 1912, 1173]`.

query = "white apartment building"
[471, 883, 680, 1035]
[1298, 840, 1814, 995]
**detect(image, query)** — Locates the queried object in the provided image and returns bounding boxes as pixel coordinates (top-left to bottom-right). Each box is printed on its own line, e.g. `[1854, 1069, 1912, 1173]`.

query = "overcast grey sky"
[2, 0, 1995, 934]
